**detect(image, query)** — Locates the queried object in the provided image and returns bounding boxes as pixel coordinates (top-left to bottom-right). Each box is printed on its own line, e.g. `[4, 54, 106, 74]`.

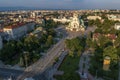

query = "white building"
[66, 14, 85, 31]
[115, 23, 120, 30]
[87, 16, 101, 20]
[53, 17, 71, 23]
[3, 22, 35, 40]
[31, 12, 36, 18]
[0, 36, 3, 49]
[107, 14, 120, 21]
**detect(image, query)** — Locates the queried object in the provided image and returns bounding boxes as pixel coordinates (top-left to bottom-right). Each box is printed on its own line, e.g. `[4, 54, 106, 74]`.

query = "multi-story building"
[3, 22, 35, 40]
[53, 17, 71, 23]
[87, 16, 102, 20]
[0, 36, 3, 49]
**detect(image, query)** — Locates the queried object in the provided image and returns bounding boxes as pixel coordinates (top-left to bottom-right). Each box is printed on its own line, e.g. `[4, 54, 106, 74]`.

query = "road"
[17, 27, 68, 80]
[0, 26, 95, 80]
[17, 26, 89, 80]
[78, 51, 94, 80]
[0, 68, 23, 79]
[47, 51, 68, 80]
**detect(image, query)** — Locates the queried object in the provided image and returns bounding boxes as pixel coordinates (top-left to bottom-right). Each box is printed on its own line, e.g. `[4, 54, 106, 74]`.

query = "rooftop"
[4, 22, 34, 29]
[4, 22, 25, 29]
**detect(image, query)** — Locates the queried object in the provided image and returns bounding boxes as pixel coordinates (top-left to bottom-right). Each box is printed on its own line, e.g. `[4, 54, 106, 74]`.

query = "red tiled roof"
[29, 18, 36, 20]
[4, 22, 25, 29]
[107, 34, 117, 40]
[0, 29, 3, 32]
[93, 33, 101, 38]
[93, 33, 117, 40]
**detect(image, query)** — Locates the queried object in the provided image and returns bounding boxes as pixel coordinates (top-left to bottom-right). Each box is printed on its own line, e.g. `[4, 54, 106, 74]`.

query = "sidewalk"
[78, 50, 95, 80]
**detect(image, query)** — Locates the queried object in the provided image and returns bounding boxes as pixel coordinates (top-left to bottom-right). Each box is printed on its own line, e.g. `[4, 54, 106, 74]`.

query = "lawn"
[55, 55, 80, 80]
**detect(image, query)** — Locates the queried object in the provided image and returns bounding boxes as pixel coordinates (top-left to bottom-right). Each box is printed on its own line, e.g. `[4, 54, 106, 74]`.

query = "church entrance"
[73, 28, 76, 31]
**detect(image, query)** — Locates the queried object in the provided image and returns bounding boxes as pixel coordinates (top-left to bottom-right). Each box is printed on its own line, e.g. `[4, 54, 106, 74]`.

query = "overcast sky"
[0, 0, 120, 9]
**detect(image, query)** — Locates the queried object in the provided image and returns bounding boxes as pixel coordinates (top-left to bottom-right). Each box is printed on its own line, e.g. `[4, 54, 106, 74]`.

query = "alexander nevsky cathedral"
[66, 14, 85, 31]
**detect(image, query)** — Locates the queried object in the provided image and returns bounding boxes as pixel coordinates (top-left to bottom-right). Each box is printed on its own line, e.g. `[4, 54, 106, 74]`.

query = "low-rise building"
[115, 23, 120, 30]
[107, 14, 120, 21]
[3, 22, 35, 40]
[93, 33, 117, 43]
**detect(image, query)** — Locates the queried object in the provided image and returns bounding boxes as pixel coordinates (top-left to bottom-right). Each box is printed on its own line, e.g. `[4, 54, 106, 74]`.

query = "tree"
[48, 29, 56, 37]
[114, 33, 120, 48]
[97, 35, 110, 48]
[24, 35, 39, 51]
[65, 37, 86, 57]
[86, 37, 97, 48]
[46, 35, 53, 47]
[0, 41, 18, 64]
[103, 46, 117, 61]
[88, 20, 94, 26]
[45, 19, 58, 29]
[117, 47, 120, 57]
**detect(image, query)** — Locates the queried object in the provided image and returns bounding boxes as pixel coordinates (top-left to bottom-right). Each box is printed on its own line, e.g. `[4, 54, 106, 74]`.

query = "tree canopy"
[65, 37, 86, 56]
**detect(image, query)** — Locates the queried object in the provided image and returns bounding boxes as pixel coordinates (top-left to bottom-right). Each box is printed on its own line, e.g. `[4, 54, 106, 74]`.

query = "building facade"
[115, 23, 120, 30]
[3, 22, 35, 40]
[87, 16, 101, 20]
[53, 17, 71, 23]
[107, 14, 120, 21]
[66, 14, 85, 31]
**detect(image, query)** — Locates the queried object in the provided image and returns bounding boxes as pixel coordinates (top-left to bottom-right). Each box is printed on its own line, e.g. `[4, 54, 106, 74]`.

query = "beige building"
[53, 17, 71, 23]
[3, 22, 35, 40]
[87, 16, 101, 20]
[115, 23, 120, 30]
[0, 36, 3, 49]
[103, 56, 111, 71]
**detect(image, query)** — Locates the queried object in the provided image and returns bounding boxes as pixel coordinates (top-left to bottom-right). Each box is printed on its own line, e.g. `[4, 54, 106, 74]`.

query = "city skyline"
[0, 0, 120, 9]
[0, 3, 120, 80]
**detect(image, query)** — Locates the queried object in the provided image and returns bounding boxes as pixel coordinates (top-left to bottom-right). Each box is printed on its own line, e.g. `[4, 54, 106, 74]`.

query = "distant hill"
[0, 7, 75, 11]
[0, 7, 41, 11]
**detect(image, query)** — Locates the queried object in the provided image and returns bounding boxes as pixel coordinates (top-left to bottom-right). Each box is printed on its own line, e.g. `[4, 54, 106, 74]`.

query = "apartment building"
[3, 22, 35, 40]
[87, 16, 102, 20]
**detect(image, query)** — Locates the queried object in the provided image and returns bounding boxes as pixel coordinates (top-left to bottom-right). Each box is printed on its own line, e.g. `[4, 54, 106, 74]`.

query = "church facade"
[66, 14, 85, 31]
